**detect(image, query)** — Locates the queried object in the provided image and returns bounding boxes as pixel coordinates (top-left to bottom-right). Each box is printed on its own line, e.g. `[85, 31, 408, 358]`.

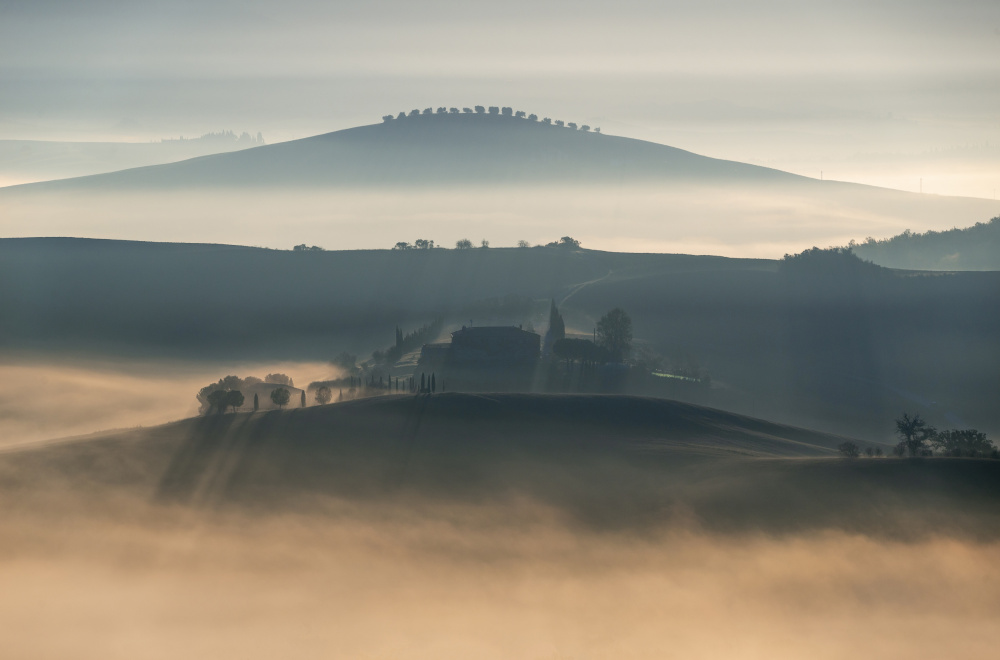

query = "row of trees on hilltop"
[392, 236, 581, 250]
[837, 412, 997, 458]
[381, 107, 599, 133]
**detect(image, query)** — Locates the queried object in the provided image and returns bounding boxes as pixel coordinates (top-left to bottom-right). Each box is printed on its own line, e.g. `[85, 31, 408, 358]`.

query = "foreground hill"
[2, 393, 998, 537]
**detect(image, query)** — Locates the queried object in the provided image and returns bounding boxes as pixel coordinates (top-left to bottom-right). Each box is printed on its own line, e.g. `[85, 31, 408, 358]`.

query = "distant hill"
[2, 393, 998, 536]
[3, 113, 798, 191]
[0, 131, 263, 188]
[852, 216, 1000, 270]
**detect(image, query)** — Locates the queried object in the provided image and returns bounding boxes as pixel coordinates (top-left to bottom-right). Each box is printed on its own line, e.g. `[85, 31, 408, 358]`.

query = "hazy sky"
[2, 0, 999, 196]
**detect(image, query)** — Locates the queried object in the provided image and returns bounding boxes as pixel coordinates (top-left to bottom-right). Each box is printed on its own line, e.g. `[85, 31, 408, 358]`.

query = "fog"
[1, 495, 998, 659]
[3, 185, 997, 257]
[0, 358, 337, 447]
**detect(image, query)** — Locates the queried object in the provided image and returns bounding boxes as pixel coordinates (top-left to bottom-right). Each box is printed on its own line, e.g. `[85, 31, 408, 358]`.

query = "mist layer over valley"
[2, 394, 999, 659]
[2, 114, 997, 257]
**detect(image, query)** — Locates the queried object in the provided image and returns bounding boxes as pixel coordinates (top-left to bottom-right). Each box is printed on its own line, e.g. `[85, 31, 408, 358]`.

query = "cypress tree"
[301, 391, 306, 407]
[431, 373, 436, 393]
[253, 393, 259, 411]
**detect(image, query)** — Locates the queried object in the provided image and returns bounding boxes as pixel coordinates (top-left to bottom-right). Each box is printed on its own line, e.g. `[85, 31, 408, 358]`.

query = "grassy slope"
[2, 393, 997, 537]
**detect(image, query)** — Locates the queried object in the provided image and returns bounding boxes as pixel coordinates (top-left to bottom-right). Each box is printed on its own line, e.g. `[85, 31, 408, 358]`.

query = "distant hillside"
[0, 131, 263, 187]
[2, 393, 998, 537]
[852, 216, 1000, 270]
[3, 112, 800, 191]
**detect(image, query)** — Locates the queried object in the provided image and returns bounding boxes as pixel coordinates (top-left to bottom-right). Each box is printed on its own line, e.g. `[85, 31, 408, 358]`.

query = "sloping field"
[3, 393, 997, 537]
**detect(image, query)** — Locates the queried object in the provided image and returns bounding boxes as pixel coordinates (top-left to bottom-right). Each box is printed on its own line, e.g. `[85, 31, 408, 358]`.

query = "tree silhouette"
[409, 109, 420, 117]
[449, 107, 459, 114]
[253, 392, 259, 411]
[517, 240, 530, 248]
[501, 107, 513, 116]
[488, 106, 500, 114]
[266, 373, 294, 387]
[474, 105, 485, 114]
[414, 238, 434, 249]
[597, 308, 633, 362]
[382, 115, 394, 123]
[393, 241, 412, 250]
[528, 114, 538, 121]
[436, 107, 447, 114]
[455, 238, 473, 249]
[300, 391, 306, 407]
[422, 107, 433, 115]
[542, 117, 552, 124]
[581, 125, 591, 132]
[480, 239, 490, 248]
[515, 111, 526, 119]
[226, 390, 244, 413]
[895, 413, 936, 457]
[270, 387, 290, 410]
[397, 111, 406, 120]
[554, 120, 564, 127]
[463, 107, 473, 113]
[568, 122, 578, 130]
[837, 441, 860, 458]
[548, 299, 565, 344]
[207, 389, 229, 414]
[932, 428, 994, 457]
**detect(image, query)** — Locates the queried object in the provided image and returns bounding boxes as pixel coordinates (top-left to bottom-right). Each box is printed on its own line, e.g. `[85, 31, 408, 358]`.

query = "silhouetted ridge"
[2, 112, 802, 191]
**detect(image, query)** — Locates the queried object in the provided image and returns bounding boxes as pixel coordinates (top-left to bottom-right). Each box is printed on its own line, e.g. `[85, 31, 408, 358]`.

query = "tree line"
[393, 236, 581, 250]
[380, 106, 600, 133]
[838, 412, 997, 458]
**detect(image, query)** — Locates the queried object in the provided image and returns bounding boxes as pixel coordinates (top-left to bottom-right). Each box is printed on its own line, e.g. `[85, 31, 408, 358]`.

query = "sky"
[2, 0, 999, 197]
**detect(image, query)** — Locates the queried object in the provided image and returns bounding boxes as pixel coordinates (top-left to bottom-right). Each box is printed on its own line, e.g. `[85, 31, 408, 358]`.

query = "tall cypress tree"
[301, 391, 306, 407]
[253, 393, 259, 411]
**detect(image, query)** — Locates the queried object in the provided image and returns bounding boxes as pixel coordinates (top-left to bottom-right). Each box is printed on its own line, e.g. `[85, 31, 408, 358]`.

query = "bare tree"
[315, 386, 332, 405]
[455, 238, 473, 249]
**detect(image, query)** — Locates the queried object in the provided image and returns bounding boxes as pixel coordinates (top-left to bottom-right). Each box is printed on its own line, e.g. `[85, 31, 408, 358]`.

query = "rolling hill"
[2, 112, 997, 255]
[2, 113, 800, 191]
[2, 393, 998, 537]
[1, 237, 997, 441]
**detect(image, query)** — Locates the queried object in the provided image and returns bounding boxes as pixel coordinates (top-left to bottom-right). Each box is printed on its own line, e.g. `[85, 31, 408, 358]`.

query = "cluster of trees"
[293, 244, 325, 252]
[455, 238, 490, 249]
[545, 302, 633, 365]
[196, 373, 297, 415]
[392, 239, 435, 250]
[380, 106, 600, 133]
[389, 236, 578, 250]
[162, 130, 264, 145]
[838, 413, 997, 458]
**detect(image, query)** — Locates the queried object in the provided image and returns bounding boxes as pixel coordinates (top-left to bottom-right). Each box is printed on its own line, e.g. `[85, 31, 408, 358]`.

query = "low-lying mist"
[1, 494, 998, 660]
[3, 184, 997, 257]
[0, 357, 336, 447]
